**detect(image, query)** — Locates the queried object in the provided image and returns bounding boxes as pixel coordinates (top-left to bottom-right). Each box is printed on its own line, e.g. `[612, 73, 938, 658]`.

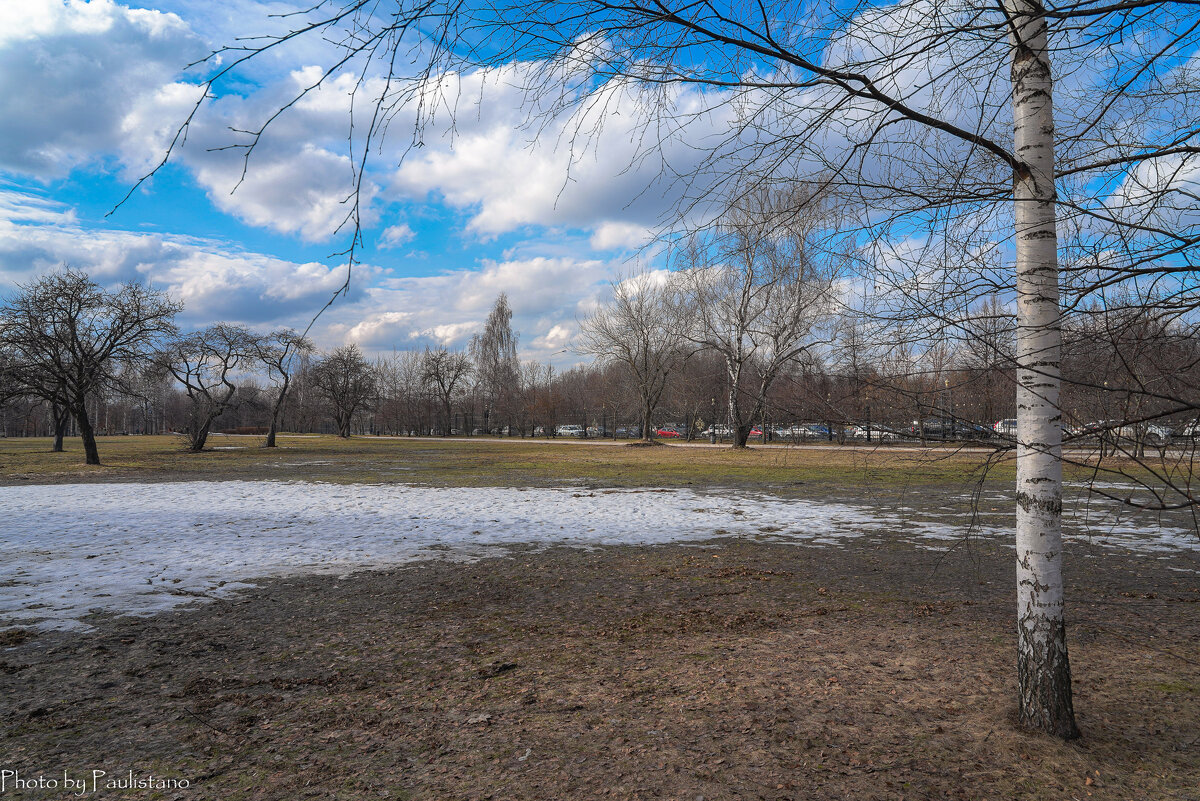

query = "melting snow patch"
[0, 480, 1195, 631]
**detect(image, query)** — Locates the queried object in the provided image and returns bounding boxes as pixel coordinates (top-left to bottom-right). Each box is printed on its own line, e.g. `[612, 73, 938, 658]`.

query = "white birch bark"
[1007, 0, 1080, 739]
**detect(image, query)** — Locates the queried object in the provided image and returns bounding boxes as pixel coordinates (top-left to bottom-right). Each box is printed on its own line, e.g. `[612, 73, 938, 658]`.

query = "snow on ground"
[0, 481, 1196, 631]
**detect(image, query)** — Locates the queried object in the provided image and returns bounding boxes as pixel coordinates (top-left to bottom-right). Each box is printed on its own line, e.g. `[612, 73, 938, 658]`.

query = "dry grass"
[0, 433, 1024, 492]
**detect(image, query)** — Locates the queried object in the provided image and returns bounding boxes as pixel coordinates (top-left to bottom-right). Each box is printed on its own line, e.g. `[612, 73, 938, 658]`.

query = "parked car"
[555, 424, 586, 437]
[1074, 420, 1173, 446]
[702, 424, 733, 437]
[957, 422, 994, 440]
[849, 424, 899, 440]
[615, 426, 642, 438]
[993, 418, 1017, 438]
[656, 427, 683, 438]
[909, 418, 992, 440]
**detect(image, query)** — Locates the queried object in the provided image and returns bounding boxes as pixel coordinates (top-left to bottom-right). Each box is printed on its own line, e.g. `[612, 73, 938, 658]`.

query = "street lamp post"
[710, 398, 717, 444]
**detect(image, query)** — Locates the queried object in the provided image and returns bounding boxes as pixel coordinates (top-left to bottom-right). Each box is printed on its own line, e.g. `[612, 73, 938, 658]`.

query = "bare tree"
[421, 347, 473, 436]
[579, 272, 689, 443]
[255, 329, 315, 447]
[0, 269, 180, 464]
[158, 324, 262, 452]
[469, 294, 521, 434]
[311, 345, 379, 438]
[674, 188, 839, 448]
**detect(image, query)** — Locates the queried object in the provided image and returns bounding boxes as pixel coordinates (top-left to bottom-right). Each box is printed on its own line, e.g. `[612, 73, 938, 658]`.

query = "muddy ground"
[1, 533, 1198, 801]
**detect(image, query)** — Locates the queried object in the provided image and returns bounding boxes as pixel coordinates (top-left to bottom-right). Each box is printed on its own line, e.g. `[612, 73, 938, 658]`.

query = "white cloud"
[379, 223, 416, 248]
[531, 323, 573, 352]
[389, 66, 731, 243]
[0, 3, 737, 250]
[343, 311, 413, 345]
[0, 0, 201, 176]
[0, 189, 610, 365]
[0, 190, 77, 225]
[329, 255, 614, 362]
[589, 221, 653, 251]
[0, 194, 357, 327]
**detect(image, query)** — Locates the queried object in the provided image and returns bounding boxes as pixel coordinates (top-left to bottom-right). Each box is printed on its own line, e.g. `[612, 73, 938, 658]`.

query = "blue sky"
[7, 1, 1189, 367]
[0, 0, 711, 363]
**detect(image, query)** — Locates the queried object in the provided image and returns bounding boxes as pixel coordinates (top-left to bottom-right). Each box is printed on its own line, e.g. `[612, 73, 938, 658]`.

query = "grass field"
[0, 433, 1029, 492]
[1, 433, 1196, 799]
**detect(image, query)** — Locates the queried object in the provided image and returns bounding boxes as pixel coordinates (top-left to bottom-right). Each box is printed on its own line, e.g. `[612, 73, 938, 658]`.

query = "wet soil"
[1, 534, 1198, 800]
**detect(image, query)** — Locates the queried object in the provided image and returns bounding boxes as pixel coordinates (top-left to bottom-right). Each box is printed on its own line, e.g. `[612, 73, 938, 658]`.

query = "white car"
[555, 424, 586, 437]
[849, 425, 899, 440]
[1068, 420, 1172, 445]
[993, 418, 1017, 438]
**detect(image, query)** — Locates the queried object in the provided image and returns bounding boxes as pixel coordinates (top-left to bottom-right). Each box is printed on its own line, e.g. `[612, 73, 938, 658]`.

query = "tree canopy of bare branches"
[674, 187, 840, 447]
[421, 347, 473, 436]
[0, 269, 180, 464]
[579, 272, 689, 442]
[157, 324, 264, 452]
[470, 294, 521, 432]
[255, 329, 315, 447]
[311, 345, 379, 438]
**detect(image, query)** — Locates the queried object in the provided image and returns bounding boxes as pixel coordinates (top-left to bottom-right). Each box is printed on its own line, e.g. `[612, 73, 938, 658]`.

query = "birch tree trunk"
[1008, 0, 1079, 740]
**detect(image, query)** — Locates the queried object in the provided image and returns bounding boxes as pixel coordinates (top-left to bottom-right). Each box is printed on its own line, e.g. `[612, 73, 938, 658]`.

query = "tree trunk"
[264, 377, 289, 448]
[733, 424, 751, 448]
[728, 384, 749, 448]
[1008, 0, 1080, 740]
[75, 402, 100, 465]
[51, 404, 70, 452]
[641, 397, 653, 442]
[190, 421, 212, 452]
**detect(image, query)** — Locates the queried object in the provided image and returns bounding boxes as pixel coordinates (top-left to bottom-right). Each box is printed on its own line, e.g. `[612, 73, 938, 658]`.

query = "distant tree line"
[5, 270, 1199, 467]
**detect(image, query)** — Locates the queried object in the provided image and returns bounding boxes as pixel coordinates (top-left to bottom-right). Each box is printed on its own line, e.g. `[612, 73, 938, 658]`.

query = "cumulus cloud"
[0, 2, 741, 251]
[531, 323, 573, 352]
[589, 221, 653, 251]
[0, 192, 358, 327]
[379, 223, 416, 248]
[0, 0, 202, 177]
[334, 255, 614, 362]
[0, 1, 381, 242]
[0, 189, 609, 364]
[389, 66, 735, 243]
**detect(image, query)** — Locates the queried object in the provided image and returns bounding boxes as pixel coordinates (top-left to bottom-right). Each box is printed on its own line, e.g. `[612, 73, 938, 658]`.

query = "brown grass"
[0, 433, 1023, 492]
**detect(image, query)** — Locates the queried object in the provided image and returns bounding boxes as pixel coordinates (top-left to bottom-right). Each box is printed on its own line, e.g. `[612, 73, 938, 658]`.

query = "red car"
[656, 427, 683, 438]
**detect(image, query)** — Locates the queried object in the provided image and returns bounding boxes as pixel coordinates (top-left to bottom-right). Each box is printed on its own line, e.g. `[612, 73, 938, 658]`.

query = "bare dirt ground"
[2, 532, 1197, 800]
